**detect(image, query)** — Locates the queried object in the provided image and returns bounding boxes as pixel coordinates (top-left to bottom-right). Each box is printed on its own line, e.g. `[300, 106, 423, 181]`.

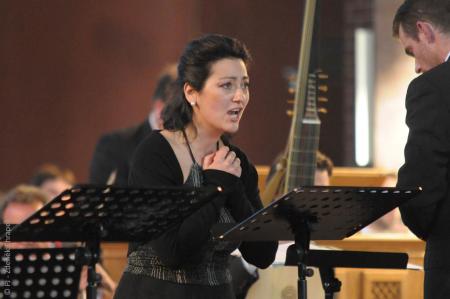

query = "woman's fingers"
[225, 150, 236, 162]
[214, 146, 230, 161]
[203, 147, 241, 177]
[203, 152, 215, 168]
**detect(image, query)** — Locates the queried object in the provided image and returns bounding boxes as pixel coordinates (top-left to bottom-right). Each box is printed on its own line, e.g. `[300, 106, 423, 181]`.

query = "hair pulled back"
[162, 34, 251, 130]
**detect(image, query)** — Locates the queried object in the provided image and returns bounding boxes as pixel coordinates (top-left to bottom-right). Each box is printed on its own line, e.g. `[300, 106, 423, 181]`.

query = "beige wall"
[373, 0, 417, 170]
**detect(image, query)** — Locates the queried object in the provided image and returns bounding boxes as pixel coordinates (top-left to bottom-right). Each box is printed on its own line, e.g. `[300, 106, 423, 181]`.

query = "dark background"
[0, 0, 373, 190]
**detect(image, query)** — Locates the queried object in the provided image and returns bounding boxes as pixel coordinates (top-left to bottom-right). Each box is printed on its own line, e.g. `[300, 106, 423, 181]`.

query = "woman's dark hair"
[162, 34, 251, 130]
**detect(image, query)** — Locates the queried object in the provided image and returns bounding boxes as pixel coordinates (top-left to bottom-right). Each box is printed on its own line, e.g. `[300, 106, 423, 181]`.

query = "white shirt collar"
[148, 111, 160, 130]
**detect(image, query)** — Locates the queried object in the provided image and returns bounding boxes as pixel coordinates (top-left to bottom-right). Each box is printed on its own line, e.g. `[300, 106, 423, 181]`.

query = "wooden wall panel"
[0, 1, 351, 190]
[0, 0, 200, 189]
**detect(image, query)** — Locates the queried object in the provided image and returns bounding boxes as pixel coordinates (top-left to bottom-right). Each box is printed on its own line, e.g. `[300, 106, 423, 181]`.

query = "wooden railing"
[256, 166, 396, 192]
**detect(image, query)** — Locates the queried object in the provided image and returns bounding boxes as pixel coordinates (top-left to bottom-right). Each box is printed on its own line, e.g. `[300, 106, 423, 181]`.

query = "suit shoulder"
[414, 61, 450, 90]
[97, 121, 149, 145]
[113, 122, 149, 140]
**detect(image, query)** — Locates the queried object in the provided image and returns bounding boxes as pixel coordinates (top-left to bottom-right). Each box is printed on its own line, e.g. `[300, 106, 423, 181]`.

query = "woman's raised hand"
[203, 146, 241, 177]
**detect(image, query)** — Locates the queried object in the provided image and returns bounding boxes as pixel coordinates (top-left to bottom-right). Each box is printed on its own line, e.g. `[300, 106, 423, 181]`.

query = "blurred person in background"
[30, 163, 75, 199]
[89, 65, 177, 186]
[362, 173, 409, 234]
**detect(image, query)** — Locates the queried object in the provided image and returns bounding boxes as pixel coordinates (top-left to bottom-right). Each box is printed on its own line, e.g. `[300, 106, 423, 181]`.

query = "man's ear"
[152, 99, 165, 114]
[416, 21, 436, 43]
[183, 83, 197, 104]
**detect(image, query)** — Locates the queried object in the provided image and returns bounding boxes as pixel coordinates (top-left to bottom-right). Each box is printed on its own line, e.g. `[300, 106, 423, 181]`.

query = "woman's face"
[187, 58, 249, 136]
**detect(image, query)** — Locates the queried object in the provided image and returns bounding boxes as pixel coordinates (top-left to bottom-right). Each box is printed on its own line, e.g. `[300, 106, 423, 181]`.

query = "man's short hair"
[0, 185, 49, 222]
[152, 64, 177, 103]
[29, 164, 75, 187]
[316, 151, 334, 177]
[393, 0, 450, 39]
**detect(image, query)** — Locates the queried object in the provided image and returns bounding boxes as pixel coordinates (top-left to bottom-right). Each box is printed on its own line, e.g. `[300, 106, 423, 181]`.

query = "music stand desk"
[0, 247, 82, 299]
[1, 184, 221, 299]
[215, 186, 421, 299]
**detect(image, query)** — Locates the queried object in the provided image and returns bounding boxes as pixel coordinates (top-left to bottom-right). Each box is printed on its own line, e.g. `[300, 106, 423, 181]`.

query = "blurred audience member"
[89, 65, 177, 186]
[314, 151, 333, 186]
[0, 184, 50, 248]
[362, 173, 410, 234]
[30, 163, 75, 199]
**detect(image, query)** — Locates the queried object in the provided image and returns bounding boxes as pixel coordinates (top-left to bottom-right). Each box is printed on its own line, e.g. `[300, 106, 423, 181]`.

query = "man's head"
[393, 0, 450, 73]
[0, 185, 48, 224]
[315, 151, 333, 186]
[30, 164, 74, 199]
[0, 185, 54, 249]
[150, 64, 177, 129]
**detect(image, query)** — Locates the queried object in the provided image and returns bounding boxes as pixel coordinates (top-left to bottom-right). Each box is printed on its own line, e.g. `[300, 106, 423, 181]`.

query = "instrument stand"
[214, 186, 420, 299]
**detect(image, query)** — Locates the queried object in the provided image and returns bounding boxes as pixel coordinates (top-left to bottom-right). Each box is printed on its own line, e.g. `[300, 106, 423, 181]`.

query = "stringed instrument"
[261, 72, 327, 206]
[261, 0, 327, 206]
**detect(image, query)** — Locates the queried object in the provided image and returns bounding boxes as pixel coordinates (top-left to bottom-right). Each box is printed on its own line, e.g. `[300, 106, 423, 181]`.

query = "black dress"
[114, 131, 278, 299]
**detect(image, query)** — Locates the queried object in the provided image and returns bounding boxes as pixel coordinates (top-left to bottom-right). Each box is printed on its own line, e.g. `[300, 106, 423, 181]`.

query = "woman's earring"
[190, 101, 196, 107]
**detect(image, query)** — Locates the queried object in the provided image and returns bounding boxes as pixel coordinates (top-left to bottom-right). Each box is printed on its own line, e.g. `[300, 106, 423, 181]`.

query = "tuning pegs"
[286, 110, 294, 117]
[318, 97, 328, 103]
[318, 108, 328, 114]
[318, 73, 329, 79]
[318, 85, 328, 93]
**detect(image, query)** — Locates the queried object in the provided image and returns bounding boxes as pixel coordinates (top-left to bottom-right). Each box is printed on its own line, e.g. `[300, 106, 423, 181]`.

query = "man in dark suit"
[89, 65, 177, 186]
[393, 1, 450, 298]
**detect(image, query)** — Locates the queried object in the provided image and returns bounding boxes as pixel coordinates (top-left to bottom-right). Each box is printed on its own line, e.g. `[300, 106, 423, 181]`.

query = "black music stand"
[1, 184, 221, 299]
[215, 186, 421, 299]
[0, 247, 82, 299]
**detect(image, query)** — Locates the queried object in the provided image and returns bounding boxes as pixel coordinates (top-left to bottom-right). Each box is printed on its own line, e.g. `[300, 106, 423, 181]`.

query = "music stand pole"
[319, 267, 341, 299]
[294, 220, 314, 299]
[85, 239, 101, 299]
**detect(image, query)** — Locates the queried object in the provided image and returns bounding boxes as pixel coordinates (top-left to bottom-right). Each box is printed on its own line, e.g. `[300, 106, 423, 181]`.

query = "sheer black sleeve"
[230, 146, 278, 269]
